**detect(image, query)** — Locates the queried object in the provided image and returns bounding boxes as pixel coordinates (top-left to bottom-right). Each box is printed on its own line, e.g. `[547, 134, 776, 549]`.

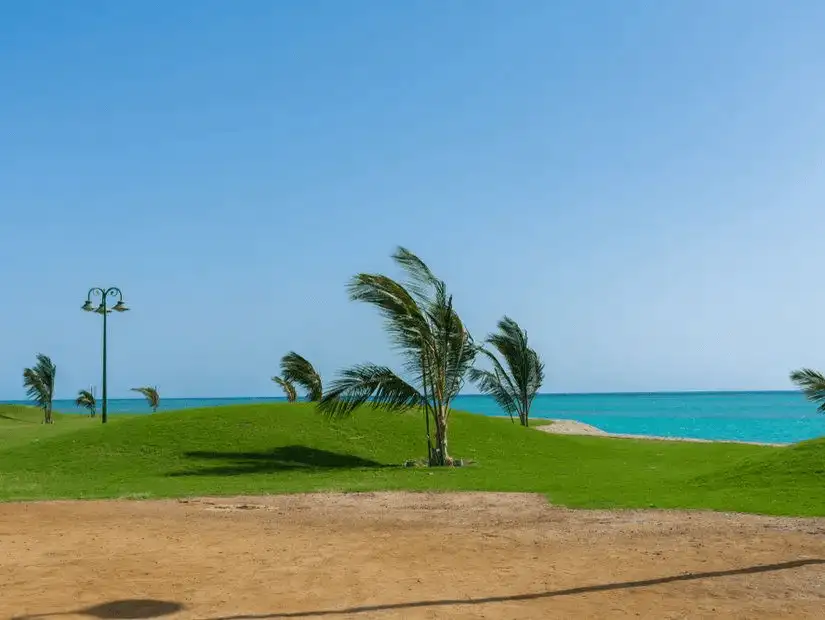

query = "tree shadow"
[13, 599, 183, 619]
[0, 413, 30, 422]
[208, 558, 825, 619]
[168, 445, 389, 477]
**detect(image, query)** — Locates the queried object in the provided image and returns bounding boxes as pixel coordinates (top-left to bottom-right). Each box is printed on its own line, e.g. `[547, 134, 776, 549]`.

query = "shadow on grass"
[209, 558, 825, 618]
[13, 599, 183, 619]
[0, 413, 28, 422]
[168, 445, 389, 477]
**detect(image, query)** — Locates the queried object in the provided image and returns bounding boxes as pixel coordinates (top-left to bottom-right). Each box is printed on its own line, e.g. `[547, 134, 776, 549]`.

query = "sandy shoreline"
[533, 418, 788, 447]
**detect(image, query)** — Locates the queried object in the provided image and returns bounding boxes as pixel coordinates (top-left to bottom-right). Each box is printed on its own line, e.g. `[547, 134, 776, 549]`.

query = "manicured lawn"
[0, 403, 822, 516]
[0, 404, 115, 450]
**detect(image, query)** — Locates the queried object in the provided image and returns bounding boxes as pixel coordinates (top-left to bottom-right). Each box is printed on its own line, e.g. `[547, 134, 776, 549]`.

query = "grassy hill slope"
[0, 404, 108, 450]
[0, 403, 822, 516]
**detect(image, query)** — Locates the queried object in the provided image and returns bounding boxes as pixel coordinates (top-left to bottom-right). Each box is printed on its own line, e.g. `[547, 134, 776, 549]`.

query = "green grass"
[0, 404, 117, 450]
[0, 403, 822, 516]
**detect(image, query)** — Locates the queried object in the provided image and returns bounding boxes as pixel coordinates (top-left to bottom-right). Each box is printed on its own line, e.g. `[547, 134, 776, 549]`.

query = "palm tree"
[790, 368, 825, 413]
[22, 353, 57, 424]
[469, 316, 545, 427]
[271, 376, 297, 402]
[280, 352, 323, 401]
[75, 389, 97, 417]
[318, 247, 476, 466]
[131, 386, 160, 412]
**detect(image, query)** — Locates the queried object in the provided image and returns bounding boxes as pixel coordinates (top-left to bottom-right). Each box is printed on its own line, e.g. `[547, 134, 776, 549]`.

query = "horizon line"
[1, 388, 801, 402]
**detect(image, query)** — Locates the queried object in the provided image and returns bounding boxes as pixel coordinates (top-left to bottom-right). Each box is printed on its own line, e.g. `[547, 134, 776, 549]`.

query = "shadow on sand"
[13, 599, 183, 619]
[208, 559, 825, 619]
[168, 445, 388, 477]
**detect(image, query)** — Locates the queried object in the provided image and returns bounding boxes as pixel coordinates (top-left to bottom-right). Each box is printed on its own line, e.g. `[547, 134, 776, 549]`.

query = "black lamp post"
[82, 287, 128, 423]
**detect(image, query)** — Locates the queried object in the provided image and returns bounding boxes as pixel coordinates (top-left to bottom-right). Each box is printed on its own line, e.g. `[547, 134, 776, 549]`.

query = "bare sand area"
[2, 492, 824, 619]
[535, 419, 788, 446]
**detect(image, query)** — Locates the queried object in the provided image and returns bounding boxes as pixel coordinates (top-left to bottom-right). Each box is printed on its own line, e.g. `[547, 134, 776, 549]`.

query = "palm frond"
[271, 376, 297, 402]
[440, 298, 476, 403]
[487, 317, 532, 394]
[391, 246, 443, 306]
[23, 368, 47, 407]
[790, 368, 825, 413]
[33, 354, 57, 392]
[317, 363, 423, 419]
[75, 389, 95, 406]
[131, 386, 160, 411]
[347, 273, 429, 359]
[75, 389, 96, 416]
[468, 367, 518, 422]
[23, 354, 56, 421]
[471, 317, 544, 425]
[280, 352, 323, 401]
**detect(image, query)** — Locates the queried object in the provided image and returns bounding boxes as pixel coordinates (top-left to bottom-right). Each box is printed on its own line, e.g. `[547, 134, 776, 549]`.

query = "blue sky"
[2, 0, 825, 398]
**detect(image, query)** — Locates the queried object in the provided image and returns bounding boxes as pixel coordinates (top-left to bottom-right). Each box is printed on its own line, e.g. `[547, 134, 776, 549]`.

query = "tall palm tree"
[318, 247, 476, 466]
[790, 368, 825, 413]
[75, 389, 97, 417]
[280, 352, 323, 401]
[469, 316, 544, 427]
[131, 386, 160, 412]
[22, 353, 57, 424]
[271, 376, 297, 402]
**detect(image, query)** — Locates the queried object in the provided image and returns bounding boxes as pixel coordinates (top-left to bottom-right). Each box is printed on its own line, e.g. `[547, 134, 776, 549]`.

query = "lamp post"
[82, 287, 129, 424]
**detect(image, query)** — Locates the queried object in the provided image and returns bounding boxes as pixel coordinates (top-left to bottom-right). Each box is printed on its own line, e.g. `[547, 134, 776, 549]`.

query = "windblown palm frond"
[470, 316, 544, 426]
[468, 364, 519, 422]
[23, 353, 56, 424]
[790, 368, 825, 413]
[23, 368, 45, 402]
[280, 352, 323, 401]
[272, 376, 297, 403]
[319, 364, 423, 419]
[131, 386, 160, 412]
[75, 389, 97, 417]
[318, 247, 475, 465]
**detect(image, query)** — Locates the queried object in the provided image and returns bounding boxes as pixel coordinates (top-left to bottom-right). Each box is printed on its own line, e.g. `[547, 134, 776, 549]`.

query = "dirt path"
[2, 492, 824, 619]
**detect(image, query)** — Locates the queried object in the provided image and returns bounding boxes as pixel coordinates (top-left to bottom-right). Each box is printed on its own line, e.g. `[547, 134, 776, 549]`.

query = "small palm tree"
[75, 389, 97, 417]
[469, 316, 545, 427]
[790, 368, 825, 413]
[131, 386, 160, 412]
[23, 353, 57, 424]
[318, 247, 476, 466]
[280, 352, 323, 401]
[271, 376, 297, 402]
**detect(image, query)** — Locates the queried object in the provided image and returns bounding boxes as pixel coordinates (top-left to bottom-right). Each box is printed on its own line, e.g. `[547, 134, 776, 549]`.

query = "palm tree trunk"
[432, 406, 450, 466]
[423, 406, 433, 463]
[420, 351, 434, 464]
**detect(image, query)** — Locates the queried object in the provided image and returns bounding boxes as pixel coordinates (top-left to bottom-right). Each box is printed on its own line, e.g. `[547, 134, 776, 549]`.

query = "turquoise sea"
[4, 391, 825, 445]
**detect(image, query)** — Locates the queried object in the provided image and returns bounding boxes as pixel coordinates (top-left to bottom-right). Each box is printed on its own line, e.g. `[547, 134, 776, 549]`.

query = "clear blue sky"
[2, 1, 825, 399]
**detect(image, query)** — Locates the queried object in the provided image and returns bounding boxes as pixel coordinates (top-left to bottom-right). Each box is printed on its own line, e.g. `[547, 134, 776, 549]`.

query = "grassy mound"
[0, 403, 822, 516]
[0, 403, 45, 423]
[689, 436, 825, 512]
[0, 403, 108, 450]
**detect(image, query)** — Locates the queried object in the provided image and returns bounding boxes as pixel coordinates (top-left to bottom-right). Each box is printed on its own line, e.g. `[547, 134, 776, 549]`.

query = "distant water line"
[2, 391, 823, 445]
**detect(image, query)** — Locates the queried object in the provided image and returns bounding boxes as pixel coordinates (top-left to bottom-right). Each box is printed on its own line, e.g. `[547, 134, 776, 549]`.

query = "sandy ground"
[2, 493, 824, 620]
[535, 420, 787, 446]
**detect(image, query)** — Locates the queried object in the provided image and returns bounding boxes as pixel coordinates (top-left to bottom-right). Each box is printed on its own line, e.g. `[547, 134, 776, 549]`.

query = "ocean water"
[455, 392, 825, 444]
[4, 391, 825, 445]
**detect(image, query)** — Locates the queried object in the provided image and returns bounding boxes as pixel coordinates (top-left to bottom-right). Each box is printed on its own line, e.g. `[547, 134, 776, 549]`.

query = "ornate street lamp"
[82, 287, 129, 423]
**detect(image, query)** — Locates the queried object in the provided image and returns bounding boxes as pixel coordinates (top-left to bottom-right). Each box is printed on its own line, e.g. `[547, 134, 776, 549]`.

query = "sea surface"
[4, 391, 824, 445]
